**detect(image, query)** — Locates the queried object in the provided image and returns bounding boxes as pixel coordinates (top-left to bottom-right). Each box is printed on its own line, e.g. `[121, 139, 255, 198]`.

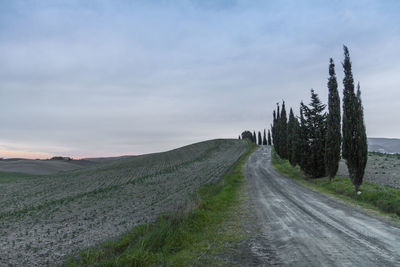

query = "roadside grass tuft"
[271, 149, 400, 218]
[65, 143, 257, 267]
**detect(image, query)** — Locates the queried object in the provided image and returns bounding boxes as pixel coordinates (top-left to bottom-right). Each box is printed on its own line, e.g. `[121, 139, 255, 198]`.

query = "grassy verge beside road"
[272, 149, 400, 219]
[66, 143, 257, 266]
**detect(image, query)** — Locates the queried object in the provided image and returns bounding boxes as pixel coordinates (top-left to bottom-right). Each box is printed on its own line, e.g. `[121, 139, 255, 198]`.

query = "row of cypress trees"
[239, 130, 272, 146]
[271, 46, 367, 191]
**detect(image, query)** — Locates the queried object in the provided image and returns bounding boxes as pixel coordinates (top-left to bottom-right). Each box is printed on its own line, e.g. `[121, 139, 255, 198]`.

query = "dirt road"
[245, 146, 400, 266]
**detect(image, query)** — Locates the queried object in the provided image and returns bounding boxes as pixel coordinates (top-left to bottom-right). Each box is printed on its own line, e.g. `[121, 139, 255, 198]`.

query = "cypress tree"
[292, 115, 301, 165]
[301, 90, 327, 177]
[342, 46, 368, 192]
[263, 129, 267, 145]
[268, 129, 272, 146]
[241, 131, 253, 141]
[279, 101, 288, 159]
[253, 131, 257, 144]
[354, 83, 368, 190]
[325, 58, 341, 181]
[298, 103, 310, 171]
[273, 104, 281, 155]
[287, 108, 300, 167]
[271, 111, 276, 147]
[258, 131, 262, 145]
[276, 104, 281, 155]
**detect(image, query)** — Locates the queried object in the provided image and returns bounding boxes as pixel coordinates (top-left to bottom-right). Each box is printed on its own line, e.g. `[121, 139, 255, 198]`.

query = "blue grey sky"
[1, 0, 399, 158]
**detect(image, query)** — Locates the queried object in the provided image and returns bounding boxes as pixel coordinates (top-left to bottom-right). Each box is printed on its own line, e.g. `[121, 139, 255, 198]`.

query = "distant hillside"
[368, 138, 400, 154]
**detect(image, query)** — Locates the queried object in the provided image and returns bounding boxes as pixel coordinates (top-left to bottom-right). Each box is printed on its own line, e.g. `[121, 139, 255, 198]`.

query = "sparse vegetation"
[0, 139, 248, 266]
[66, 142, 256, 266]
[272, 149, 400, 218]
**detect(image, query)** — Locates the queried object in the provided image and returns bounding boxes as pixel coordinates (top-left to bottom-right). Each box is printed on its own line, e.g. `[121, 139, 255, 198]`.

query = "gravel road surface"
[246, 146, 400, 266]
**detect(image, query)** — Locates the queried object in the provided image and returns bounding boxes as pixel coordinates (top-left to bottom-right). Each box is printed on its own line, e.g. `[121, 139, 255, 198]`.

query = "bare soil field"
[0, 139, 248, 266]
[0, 158, 97, 175]
[337, 152, 400, 188]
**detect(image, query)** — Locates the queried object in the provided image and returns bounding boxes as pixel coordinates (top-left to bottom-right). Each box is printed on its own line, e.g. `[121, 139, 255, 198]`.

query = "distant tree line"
[239, 129, 271, 146]
[271, 46, 367, 191]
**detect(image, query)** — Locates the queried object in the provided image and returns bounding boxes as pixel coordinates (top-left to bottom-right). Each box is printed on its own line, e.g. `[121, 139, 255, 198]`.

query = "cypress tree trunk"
[342, 46, 368, 192]
[325, 58, 341, 181]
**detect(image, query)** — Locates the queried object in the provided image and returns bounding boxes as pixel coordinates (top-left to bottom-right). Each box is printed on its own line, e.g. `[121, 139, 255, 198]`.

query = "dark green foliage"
[258, 131, 262, 145]
[287, 108, 301, 167]
[279, 101, 288, 159]
[271, 111, 277, 149]
[267, 129, 272, 146]
[273, 104, 281, 155]
[325, 58, 341, 180]
[238, 135, 241, 140]
[342, 46, 368, 191]
[253, 131, 257, 144]
[241, 131, 253, 141]
[299, 90, 327, 178]
[298, 105, 310, 171]
[263, 129, 267, 145]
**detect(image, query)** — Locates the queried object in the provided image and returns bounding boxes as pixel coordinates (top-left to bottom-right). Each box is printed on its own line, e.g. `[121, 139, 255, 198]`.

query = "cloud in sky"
[0, 0, 399, 158]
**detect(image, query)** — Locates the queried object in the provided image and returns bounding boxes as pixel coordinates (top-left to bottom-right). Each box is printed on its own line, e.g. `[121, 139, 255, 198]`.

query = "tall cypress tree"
[342, 46, 368, 192]
[301, 90, 327, 178]
[287, 108, 298, 166]
[263, 129, 267, 145]
[273, 104, 281, 155]
[268, 129, 272, 145]
[325, 58, 341, 181]
[354, 83, 368, 189]
[276, 104, 281, 155]
[298, 103, 310, 171]
[279, 101, 288, 159]
[258, 131, 262, 145]
[253, 131, 257, 144]
[271, 111, 276, 147]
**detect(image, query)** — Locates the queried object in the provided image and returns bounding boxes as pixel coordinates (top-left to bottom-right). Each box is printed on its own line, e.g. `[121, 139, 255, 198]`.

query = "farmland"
[337, 152, 400, 189]
[0, 139, 248, 266]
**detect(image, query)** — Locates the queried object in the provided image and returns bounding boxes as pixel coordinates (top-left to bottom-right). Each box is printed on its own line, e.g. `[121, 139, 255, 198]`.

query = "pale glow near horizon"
[1, 0, 400, 158]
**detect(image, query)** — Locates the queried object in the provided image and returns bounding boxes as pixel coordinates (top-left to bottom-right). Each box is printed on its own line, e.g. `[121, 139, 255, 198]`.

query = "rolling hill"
[368, 137, 400, 154]
[0, 139, 248, 266]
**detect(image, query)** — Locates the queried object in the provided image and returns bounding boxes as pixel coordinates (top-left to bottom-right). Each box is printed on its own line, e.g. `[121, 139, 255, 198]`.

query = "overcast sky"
[1, 0, 399, 158]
